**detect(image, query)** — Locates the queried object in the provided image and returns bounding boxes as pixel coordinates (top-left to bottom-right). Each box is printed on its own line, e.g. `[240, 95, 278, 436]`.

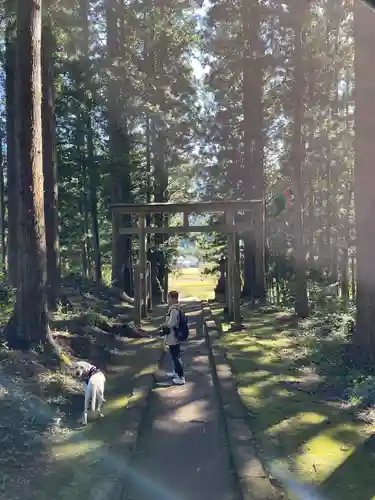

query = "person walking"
[161, 290, 186, 385]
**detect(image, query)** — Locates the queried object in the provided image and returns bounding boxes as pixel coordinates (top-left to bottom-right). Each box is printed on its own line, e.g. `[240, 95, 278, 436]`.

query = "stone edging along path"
[122, 348, 167, 454]
[201, 301, 283, 500]
[115, 301, 281, 500]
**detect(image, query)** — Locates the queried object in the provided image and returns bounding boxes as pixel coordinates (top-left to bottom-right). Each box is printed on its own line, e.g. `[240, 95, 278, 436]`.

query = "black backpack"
[172, 306, 189, 341]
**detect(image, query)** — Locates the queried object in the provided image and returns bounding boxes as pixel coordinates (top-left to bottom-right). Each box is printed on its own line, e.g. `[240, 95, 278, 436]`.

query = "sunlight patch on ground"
[221, 310, 375, 500]
[294, 422, 370, 484]
[53, 440, 102, 460]
[126, 337, 154, 345]
[169, 268, 216, 300]
[266, 411, 326, 438]
[104, 393, 135, 411]
[165, 399, 209, 424]
[135, 364, 158, 377]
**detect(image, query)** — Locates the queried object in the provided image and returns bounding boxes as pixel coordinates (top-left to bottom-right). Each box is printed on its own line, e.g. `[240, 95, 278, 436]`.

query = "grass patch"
[169, 267, 217, 300]
[221, 309, 375, 500]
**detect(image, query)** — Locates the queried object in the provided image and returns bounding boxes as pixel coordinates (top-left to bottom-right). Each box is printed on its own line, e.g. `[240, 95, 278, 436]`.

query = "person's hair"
[168, 290, 179, 301]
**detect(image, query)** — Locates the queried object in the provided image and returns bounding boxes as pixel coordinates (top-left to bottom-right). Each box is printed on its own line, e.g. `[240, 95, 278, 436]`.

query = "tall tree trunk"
[0, 133, 6, 267]
[75, 99, 89, 278]
[42, 19, 60, 310]
[351, 253, 356, 301]
[83, 183, 92, 277]
[241, 0, 256, 299]
[305, 51, 317, 274]
[106, 0, 131, 289]
[5, 0, 59, 356]
[78, 159, 91, 278]
[340, 247, 349, 309]
[145, 113, 152, 239]
[340, 190, 351, 309]
[5, 1, 18, 285]
[118, 0, 132, 294]
[79, 0, 101, 283]
[340, 75, 353, 309]
[87, 117, 102, 282]
[291, 1, 309, 318]
[241, 0, 265, 301]
[153, 127, 168, 300]
[353, 0, 375, 357]
[106, 0, 119, 281]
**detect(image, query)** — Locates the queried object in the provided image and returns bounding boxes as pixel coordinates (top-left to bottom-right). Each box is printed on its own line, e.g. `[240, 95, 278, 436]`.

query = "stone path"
[124, 302, 238, 500]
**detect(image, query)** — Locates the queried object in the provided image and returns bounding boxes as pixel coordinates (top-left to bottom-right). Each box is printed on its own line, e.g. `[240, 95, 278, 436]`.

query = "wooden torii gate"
[110, 200, 263, 326]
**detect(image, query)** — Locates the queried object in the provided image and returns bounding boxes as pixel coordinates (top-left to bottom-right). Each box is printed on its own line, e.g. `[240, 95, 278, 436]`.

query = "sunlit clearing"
[169, 268, 216, 300]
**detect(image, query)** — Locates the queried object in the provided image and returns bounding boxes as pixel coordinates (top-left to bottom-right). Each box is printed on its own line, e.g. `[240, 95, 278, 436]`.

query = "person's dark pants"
[169, 344, 184, 378]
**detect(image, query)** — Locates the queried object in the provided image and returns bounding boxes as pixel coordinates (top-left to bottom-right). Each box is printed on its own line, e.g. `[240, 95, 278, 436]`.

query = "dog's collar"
[86, 366, 101, 384]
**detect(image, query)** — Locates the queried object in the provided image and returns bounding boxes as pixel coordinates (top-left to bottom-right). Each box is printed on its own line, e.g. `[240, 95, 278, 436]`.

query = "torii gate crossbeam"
[110, 199, 264, 326]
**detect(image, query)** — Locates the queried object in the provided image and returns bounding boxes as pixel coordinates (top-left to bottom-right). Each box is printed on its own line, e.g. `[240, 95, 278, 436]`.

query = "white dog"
[70, 361, 106, 425]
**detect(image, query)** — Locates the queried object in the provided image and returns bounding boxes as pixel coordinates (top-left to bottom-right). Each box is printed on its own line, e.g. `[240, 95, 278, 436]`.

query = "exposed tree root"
[3, 308, 71, 367]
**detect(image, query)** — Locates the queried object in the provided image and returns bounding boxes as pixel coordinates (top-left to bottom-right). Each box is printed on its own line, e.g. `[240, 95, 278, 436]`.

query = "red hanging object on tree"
[272, 188, 294, 216]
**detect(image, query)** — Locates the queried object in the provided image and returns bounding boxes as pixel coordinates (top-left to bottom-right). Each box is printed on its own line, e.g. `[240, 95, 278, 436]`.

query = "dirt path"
[124, 302, 238, 500]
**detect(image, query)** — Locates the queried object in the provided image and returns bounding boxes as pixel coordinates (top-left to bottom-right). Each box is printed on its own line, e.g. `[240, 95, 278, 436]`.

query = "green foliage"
[0, 267, 15, 326]
[309, 282, 342, 312]
[44, 0, 201, 280]
[199, 0, 355, 314]
[346, 376, 375, 406]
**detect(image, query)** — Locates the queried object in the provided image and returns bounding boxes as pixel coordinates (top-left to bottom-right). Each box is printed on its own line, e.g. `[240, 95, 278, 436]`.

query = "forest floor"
[216, 305, 375, 500]
[4, 266, 372, 499]
[0, 275, 166, 500]
[0, 269, 217, 500]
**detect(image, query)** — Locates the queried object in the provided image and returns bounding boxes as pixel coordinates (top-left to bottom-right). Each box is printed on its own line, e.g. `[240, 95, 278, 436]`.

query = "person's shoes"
[172, 376, 186, 385]
[166, 371, 177, 378]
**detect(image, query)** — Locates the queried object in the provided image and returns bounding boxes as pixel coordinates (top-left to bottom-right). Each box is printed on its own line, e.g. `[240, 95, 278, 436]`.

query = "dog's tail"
[91, 387, 97, 412]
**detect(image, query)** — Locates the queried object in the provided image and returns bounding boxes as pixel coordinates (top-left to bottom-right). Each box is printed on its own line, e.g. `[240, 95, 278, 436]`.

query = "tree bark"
[0, 133, 6, 267]
[291, 0, 309, 318]
[42, 19, 60, 310]
[118, 2, 132, 294]
[87, 116, 102, 282]
[340, 75, 353, 309]
[106, 0, 120, 283]
[6, 0, 60, 356]
[5, 1, 18, 285]
[78, 0, 101, 282]
[353, 0, 375, 357]
[241, 0, 265, 301]
[340, 190, 351, 309]
[351, 253, 356, 301]
[106, 0, 132, 289]
[83, 178, 92, 277]
[153, 126, 168, 300]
